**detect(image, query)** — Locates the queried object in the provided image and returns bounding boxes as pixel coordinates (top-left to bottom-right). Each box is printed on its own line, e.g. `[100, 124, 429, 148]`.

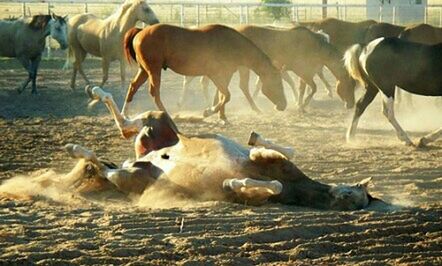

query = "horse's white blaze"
[382, 96, 413, 145]
[360, 37, 384, 77]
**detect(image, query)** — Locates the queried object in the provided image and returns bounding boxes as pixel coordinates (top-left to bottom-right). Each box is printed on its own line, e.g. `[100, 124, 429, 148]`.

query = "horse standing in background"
[66, 0, 159, 90]
[122, 24, 286, 123]
[0, 14, 68, 94]
[344, 37, 442, 146]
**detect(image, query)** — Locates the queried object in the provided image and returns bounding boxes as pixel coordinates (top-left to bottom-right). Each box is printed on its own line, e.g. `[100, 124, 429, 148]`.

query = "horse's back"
[0, 20, 20, 57]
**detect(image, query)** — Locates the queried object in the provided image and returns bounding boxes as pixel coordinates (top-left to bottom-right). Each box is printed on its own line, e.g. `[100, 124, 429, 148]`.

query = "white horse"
[66, 0, 159, 90]
[0, 14, 68, 94]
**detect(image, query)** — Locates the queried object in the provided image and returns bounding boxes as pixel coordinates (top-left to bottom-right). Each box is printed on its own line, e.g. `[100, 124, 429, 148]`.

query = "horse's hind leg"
[100, 59, 110, 87]
[16, 56, 32, 93]
[381, 94, 414, 146]
[122, 67, 148, 117]
[346, 85, 378, 141]
[204, 72, 234, 123]
[301, 78, 317, 108]
[30, 56, 41, 94]
[223, 177, 283, 205]
[238, 67, 261, 113]
[71, 49, 89, 90]
[282, 71, 298, 101]
[178, 76, 195, 108]
[317, 69, 333, 98]
[200, 76, 211, 107]
[297, 79, 307, 110]
[418, 127, 442, 147]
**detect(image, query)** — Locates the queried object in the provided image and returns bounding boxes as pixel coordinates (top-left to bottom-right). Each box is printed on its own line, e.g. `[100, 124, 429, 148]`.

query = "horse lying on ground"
[67, 0, 159, 90]
[60, 86, 382, 210]
[344, 37, 442, 146]
[122, 23, 286, 123]
[0, 14, 67, 94]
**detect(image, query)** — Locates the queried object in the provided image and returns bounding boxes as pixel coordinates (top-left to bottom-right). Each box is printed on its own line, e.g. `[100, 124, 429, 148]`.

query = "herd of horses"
[0, 0, 441, 208]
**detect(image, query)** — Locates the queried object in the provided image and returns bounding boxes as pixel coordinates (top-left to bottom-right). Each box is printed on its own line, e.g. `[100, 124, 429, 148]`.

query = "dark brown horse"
[236, 25, 356, 110]
[298, 18, 376, 52]
[122, 24, 286, 123]
[399, 23, 442, 45]
[344, 37, 442, 146]
[364, 22, 405, 43]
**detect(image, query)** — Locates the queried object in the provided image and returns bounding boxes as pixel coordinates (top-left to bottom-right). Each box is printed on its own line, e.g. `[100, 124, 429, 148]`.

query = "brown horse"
[399, 23, 442, 45]
[298, 18, 376, 52]
[122, 24, 286, 123]
[236, 25, 356, 110]
[364, 22, 405, 43]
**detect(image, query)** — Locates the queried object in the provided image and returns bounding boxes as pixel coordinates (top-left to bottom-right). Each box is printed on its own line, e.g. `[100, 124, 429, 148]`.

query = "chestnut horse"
[122, 24, 286, 122]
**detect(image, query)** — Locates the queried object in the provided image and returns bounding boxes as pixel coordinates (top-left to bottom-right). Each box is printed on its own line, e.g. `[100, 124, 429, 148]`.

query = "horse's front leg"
[100, 59, 110, 87]
[301, 77, 317, 108]
[122, 67, 148, 118]
[16, 56, 32, 93]
[119, 59, 126, 89]
[30, 56, 42, 94]
[223, 177, 283, 205]
[204, 72, 234, 123]
[317, 69, 333, 98]
[418, 127, 442, 147]
[346, 85, 378, 142]
[381, 94, 414, 146]
[148, 69, 167, 112]
[282, 71, 298, 102]
[87, 86, 143, 138]
[238, 67, 261, 113]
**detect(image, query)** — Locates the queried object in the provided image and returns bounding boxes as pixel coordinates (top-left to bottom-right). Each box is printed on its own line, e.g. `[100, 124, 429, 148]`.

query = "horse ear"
[358, 177, 373, 188]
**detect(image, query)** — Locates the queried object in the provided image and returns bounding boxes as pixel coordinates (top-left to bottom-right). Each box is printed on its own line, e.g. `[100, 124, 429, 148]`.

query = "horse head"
[132, 0, 160, 25]
[329, 177, 373, 210]
[336, 75, 356, 109]
[48, 13, 68, 49]
[260, 68, 287, 111]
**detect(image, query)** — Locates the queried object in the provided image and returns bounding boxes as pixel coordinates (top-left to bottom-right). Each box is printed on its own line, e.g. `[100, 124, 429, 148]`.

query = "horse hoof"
[248, 131, 259, 146]
[417, 138, 427, 148]
[203, 109, 212, 118]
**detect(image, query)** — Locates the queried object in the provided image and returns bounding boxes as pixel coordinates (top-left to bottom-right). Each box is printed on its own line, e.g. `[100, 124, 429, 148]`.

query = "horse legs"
[122, 67, 148, 118]
[87, 86, 143, 138]
[147, 69, 167, 112]
[16, 56, 32, 93]
[119, 59, 126, 89]
[317, 69, 333, 98]
[70, 49, 89, 90]
[301, 78, 317, 108]
[30, 56, 41, 94]
[238, 67, 261, 113]
[297, 79, 307, 110]
[200, 76, 211, 107]
[178, 76, 196, 108]
[346, 85, 378, 142]
[281, 71, 298, 102]
[418, 127, 442, 147]
[223, 177, 283, 205]
[381, 95, 414, 146]
[100, 59, 110, 87]
[204, 72, 234, 123]
[253, 76, 262, 99]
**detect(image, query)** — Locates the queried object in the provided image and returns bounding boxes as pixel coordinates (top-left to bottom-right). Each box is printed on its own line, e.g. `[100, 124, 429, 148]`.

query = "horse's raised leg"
[382, 95, 414, 146]
[178, 76, 195, 108]
[282, 71, 298, 101]
[122, 67, 148, 117]
[418, 127, 442, 147]
[238, 67, 261, 113]
[87, 86, 143, 138]
[346, 86, 378, 141]
[317, 69, 333, 98]
[248, 131, 295, 159]
[223, 177, 283, 204]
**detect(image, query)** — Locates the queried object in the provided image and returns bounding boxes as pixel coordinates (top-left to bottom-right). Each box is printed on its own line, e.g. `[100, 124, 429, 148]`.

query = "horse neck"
[108, 5, 139, 34]
[318, 42, 348, 81]
[286, 177, 335, 209]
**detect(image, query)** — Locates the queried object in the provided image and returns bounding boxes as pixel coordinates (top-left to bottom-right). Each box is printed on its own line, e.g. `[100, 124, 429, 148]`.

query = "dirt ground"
[0, 57, 441, 265]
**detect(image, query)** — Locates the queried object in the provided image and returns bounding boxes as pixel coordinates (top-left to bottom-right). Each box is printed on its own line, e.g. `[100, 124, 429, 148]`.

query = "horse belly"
[77, 28, 102, 57]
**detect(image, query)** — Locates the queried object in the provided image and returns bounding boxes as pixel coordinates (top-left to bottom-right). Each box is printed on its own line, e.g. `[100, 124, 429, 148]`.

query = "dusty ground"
[0, 57, 441, 265]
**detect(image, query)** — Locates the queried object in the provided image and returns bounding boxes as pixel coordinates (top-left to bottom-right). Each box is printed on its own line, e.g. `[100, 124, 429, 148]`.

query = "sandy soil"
[0, 57, 441, 265]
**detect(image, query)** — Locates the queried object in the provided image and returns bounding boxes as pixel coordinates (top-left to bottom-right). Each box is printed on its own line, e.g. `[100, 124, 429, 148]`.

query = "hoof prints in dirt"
[0, 202, 441, 265]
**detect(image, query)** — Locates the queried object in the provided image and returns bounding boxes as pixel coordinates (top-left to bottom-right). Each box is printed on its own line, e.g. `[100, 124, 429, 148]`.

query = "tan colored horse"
[236, 26, 356, 110]
[122, 24, 286, 123]
[299, 18, 376, 52]
[67, 0, 159, 89]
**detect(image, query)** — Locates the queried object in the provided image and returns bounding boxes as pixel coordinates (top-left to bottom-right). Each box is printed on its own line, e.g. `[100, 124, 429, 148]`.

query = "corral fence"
[2, 1, 442, 26]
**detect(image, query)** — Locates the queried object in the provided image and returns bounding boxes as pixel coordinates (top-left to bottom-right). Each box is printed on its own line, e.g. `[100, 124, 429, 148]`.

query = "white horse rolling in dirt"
[0, 14, 68, 94]
[67, 0, 159, 90]
[344, 37, 442, 147]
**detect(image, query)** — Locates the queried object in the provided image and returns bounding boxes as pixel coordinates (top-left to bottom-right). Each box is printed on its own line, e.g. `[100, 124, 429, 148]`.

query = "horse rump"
[124, 27, 143, 63]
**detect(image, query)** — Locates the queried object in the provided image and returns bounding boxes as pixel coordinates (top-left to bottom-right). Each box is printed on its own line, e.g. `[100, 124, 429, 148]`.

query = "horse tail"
[124, 27, 142, 63]
[343, 44, 366, 88]
[62, 46, 73, 70]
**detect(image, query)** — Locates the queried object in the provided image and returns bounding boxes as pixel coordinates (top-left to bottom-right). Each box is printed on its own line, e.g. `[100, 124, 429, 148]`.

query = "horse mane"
[106, 0, 137, 21]
[28, 15, 51, 31]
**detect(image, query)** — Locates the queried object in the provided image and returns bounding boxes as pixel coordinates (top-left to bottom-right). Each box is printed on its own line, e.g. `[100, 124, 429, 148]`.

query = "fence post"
[22, 2, 26, 17]
[379, 5, 383, 22]
[440, 7, 442, 27]
[292, 5, 296, 22]
[392, 6, 396, 24]
[84, 3, 88, 13]
[245, 5, 249, 24]
[239, 5, 243, 24]
[196, 4, 200, 26]
[424, 6, 428, 24]
[180, 4, 184, 26]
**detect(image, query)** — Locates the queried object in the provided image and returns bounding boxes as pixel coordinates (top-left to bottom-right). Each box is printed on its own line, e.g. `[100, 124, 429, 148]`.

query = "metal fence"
[2, 1, 442, 27]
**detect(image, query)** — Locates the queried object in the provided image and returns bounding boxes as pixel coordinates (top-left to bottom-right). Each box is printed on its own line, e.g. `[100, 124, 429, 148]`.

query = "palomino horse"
[67, 0, 159, 89]
[344, 37, 442, 146]
[122, 24, 286, 123]
[235, 26, 356, 110]
[298, 18, 376, 52]
[62, 86, 379, 210]
[0, 14, 68, 94]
